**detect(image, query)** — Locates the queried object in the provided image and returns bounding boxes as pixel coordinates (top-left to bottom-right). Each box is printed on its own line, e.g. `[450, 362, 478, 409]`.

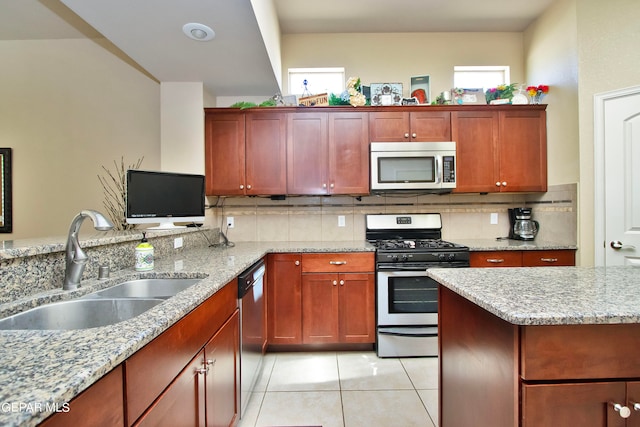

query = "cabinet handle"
[612, 403, 631, 418]
[247, 184, 252, 190]
[329, 261, 347, 265]
[486, 258, 504, 263]
[239, 184, 244, 190]
[197, 367, 208, 375]
[339, 280, 344, 286]
[333, 280, 337, 286]
[502, 181, 507, 186]
[206, 359, 216, 367]
[412, 133, 417, 138]
[295, 260, 300, 266]
[495, 182, 501, 187]
[330, 183, 334, 189]
[404, 133, 410, 138]
[323, 183, 327, 188]
[633, 402, 640, 411]
[540, 258, 558, 263]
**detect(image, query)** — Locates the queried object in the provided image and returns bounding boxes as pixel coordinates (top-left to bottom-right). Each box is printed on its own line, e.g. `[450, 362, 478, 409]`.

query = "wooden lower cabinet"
[268, 252, 375, 346]
[267, 253, 302, 345]
[40, 365, 124, 427]
[440, 286, 640, 427]
[126, 281, 239, 426]
[470, 249, 575, 267]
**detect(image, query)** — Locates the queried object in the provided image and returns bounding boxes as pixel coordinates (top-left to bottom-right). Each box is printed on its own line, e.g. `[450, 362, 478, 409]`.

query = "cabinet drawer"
[301, 252, 374, 273]
[470, 251, 522, 267]
[522, 250, 575, 266]
[125, 280, 237, 425]
[521, 323, 640, 380]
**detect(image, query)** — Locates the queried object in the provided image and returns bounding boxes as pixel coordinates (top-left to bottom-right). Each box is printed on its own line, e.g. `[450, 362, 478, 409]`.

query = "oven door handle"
[378, 326, 437, 338]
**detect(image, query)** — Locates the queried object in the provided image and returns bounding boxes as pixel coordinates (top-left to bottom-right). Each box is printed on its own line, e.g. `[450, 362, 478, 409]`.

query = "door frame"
[593, 84, 640, 266]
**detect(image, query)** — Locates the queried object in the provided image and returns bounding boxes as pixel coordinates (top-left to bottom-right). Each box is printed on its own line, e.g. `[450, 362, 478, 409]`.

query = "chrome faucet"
[63, 210, 114, 290]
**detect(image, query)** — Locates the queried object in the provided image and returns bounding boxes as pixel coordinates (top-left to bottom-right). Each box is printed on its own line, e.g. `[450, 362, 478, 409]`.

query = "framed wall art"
[410, 75, 431, 104]
[370, 83, 403, 106]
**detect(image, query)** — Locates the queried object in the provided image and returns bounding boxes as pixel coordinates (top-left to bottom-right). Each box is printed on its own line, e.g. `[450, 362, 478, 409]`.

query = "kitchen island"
[427, 266, 640, 427]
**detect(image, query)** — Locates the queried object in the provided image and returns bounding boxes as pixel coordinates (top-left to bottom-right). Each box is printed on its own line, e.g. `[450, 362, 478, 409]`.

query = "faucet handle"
[98, 265, 110, 280]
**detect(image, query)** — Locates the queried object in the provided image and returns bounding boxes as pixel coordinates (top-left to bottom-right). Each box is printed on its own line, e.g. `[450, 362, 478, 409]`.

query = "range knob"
[401, 255, 409, 262]
[390, 255, 399, 262]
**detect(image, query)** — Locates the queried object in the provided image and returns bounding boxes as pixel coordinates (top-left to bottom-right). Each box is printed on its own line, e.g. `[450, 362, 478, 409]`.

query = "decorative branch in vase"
[97, 156, 144, 230]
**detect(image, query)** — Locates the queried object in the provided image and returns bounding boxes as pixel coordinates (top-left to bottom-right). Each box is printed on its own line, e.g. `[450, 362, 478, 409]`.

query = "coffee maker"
[508, 208, 539, 240]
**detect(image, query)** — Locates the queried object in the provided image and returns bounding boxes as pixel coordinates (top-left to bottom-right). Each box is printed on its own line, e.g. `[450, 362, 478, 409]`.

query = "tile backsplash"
[207, 183, 577, 244]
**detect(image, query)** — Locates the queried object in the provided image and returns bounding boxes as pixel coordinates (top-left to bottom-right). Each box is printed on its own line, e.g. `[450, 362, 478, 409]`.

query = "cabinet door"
[205, 112, 246, 196]
[409, 111, 451, 141]
[205, 311, 239, 427]
[521, 382, 627, 427]
[287, 112, 328, 194]
[328, 112, 369, 194]
[302, 273, 339, 343]
[245, 113, 287, 195]
[267, 254, 302, 344]
[135, 351, 206, 427]
[451, 110, 500, 193]
[627, 382, 640, 427]
[369, 111, 410, 142]
[339, 273, 375, 343]
[469, 251, 522, 267]
[498, 109, 547, 192]
[522, 250, 576, 266]
[40, 365, 124, 427]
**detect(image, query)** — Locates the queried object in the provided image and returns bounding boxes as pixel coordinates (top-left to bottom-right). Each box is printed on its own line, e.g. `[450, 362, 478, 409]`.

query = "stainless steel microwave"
[370, 141, 456, 193]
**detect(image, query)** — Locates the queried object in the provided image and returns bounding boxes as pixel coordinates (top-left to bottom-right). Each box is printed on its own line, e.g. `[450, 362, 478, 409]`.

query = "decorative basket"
[298, 93, 329, 107]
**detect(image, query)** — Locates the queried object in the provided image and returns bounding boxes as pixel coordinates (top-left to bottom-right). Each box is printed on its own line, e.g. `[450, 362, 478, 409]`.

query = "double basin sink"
[0, 278, 202, 331]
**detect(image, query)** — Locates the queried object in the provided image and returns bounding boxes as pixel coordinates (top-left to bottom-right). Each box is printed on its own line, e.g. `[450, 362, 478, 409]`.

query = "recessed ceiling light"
[182, 23, 215, 42]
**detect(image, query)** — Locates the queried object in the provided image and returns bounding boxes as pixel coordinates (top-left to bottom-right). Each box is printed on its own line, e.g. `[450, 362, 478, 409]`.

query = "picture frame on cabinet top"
[410, 75, 431, 104]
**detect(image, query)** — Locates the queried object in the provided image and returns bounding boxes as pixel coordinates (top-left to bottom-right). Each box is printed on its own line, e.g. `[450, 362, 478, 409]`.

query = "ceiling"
[1, 0, 555, 97]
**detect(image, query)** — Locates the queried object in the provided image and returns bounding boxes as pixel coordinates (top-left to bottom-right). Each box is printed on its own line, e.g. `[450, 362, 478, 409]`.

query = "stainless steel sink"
[86, 278, 201, 299]
[0, 298, 164, 330]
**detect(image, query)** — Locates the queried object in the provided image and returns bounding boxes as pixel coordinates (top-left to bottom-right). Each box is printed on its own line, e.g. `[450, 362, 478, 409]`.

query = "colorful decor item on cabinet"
[410, 75, 430, 104]
[370, 83, 403, 106]
[329, 76, 367, 107]
[485, 83, 518, 104]
[452, 88, 486, 105]
[527, 85, 550, 104]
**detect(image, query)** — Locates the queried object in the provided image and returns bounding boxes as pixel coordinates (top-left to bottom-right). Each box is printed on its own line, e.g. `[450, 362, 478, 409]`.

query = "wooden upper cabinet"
[452, 106, 547, 193]
[369, 111, 451, 142]
[328, 112, 369, 194]
[205, 112, 245, 196]
[204, 111, 286, 196]
[287, 112, 328, 195]
[287, 112, 369, 195]
[452, 110, 500, 193]
[245, 112, 287, 195]
[498, 109, 547, 192]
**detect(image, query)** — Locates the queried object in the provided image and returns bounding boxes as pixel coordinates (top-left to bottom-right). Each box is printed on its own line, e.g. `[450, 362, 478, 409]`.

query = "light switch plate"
[227, 217, 234, 228]
[338, 215, 346, 227]
[174, 237, 183, 248]
[490, 213, 498, 225]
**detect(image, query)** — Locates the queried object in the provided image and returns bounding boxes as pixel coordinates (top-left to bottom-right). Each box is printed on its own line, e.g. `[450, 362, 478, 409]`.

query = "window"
[288, 67, 345, 97]
[453, 66, 510, 91]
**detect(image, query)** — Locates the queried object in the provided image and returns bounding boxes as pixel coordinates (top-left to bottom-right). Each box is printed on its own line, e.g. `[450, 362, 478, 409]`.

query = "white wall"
[281, 32, 525, 99]
[0, 38, 160, 239]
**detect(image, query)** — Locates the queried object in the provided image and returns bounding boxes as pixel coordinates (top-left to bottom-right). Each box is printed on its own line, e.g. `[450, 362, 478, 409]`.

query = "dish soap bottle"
[135, 232, 154, 271]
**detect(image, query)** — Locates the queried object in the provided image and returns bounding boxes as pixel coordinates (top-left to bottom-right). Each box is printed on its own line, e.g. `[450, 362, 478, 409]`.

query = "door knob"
[610, 241, 636, 250]
[612, 402, 631, 418]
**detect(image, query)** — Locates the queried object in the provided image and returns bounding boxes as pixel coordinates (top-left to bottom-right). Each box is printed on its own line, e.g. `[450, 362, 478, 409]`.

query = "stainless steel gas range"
[366, 213, 469, 357]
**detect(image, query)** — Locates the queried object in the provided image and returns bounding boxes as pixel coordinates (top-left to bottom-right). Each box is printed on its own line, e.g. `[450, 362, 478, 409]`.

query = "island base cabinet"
[521, 382, 628, 427]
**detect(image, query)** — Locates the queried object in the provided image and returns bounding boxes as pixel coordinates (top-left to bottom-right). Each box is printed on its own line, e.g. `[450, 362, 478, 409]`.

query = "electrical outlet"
[226, 216, 234, 228]
[338, 215, 346, 227]
[490, 213, 499, 225]
[174, 237, 183, 249]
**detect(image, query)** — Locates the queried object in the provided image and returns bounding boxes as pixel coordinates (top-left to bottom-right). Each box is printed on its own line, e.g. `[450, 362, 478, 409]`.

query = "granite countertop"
[0, 241, 373, 427]
[427, 266, 640, 326]
[456, 238, 577, 251]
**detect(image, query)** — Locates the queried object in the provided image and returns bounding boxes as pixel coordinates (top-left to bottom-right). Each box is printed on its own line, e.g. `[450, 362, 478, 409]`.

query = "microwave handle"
[434, 155, 442, 184]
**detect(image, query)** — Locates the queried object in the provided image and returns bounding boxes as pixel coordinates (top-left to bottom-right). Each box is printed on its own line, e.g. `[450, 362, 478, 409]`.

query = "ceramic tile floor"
[238, 351, 438, 427]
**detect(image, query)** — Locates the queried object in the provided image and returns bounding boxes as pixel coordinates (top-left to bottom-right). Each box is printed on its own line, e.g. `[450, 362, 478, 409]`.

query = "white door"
[594, 86, 640, 266]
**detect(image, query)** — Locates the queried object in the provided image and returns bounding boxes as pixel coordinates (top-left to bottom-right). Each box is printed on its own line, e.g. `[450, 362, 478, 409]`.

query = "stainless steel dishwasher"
[237, 259, 266, 419]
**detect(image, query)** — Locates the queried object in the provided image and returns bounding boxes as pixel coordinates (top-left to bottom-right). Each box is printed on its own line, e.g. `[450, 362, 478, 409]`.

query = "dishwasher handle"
[238, 260, 266, 298]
